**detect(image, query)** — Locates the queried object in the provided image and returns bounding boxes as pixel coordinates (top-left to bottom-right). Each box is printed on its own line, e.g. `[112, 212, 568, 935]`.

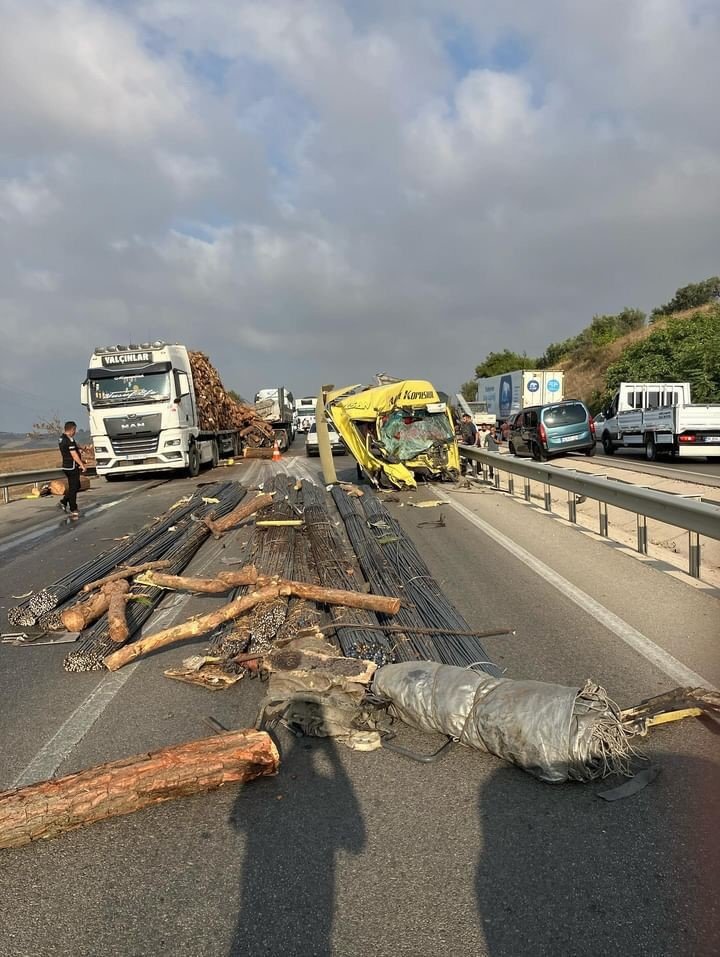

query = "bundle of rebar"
[332, 486, 502, 676]
[303, 482, 393, 665]
[8, 490, 223, 628]
[63, 482, 246, 672]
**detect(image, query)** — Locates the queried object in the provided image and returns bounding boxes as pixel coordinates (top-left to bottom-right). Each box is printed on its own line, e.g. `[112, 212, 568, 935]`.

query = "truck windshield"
[89, 373, 171, 407]
[379, 409, 454, 460]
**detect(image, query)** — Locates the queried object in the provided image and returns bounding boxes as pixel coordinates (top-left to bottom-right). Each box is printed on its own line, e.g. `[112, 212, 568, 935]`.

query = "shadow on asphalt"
[475, 751, 720, 956]
[229, 735, 366, 957]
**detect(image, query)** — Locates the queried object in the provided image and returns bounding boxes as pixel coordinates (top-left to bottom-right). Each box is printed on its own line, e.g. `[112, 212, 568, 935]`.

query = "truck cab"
[82, 343, 228, 479]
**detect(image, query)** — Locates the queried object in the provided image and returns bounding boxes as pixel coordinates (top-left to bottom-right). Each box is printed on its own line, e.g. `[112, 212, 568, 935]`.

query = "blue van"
[508, 400, 596, 460]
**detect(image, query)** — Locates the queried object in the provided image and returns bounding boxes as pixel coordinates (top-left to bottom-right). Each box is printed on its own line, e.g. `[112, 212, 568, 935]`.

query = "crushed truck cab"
[326, 380, 460, 489]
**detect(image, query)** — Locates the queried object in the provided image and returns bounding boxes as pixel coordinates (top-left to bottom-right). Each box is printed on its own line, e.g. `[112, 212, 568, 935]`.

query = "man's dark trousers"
[62, 468, 81, 512]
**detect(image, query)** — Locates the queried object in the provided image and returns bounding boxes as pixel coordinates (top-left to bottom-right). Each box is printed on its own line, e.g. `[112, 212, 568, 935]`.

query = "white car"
[305, 422, 346, 456]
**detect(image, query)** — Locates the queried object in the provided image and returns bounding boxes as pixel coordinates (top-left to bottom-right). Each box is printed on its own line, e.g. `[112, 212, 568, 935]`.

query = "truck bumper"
[95, 452, 187, 475]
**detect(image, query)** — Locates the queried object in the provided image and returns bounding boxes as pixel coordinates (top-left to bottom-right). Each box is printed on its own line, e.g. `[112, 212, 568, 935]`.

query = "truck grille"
[110, 435, 159, 455]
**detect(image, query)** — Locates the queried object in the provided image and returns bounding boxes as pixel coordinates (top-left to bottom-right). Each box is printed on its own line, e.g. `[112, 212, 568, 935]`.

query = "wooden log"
[82, 560, 173, 593]
[61, 589, 113, 632]
[0, 729, 279, 851]
[104, 580, 401, 670]
[137, 565, 259, 594]
[107, 580, 130, 643]
[284, 581, 401, 616]
[104, 585, 282, 669]
[49, 476, 91, 496]
[243, 448, 273, 459]
[203, 492, 275, 538]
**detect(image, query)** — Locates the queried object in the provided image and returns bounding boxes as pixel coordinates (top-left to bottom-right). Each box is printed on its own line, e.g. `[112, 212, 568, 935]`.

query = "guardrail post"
[567, 490, 577, 524]
[2, 486, 8, 505]
[524, 478, 531, 501]
[494, 471, 500, 490]
[544, 483, 552, 512]
[636, 514, 648, 554]
[688, 532, 701, 579]
[507, 475, 514, 495]
[599, 502, 608, 537]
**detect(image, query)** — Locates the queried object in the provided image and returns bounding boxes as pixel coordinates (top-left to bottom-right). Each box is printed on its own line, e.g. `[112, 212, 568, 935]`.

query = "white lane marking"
[12, 665, 140, 788]
[11, 523, 234, 788]
[436, 490, 716, 689]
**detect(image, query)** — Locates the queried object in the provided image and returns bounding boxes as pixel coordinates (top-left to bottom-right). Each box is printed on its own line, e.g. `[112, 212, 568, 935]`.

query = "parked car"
[305, 421, 346, 457]
[508, 400, 596, 460]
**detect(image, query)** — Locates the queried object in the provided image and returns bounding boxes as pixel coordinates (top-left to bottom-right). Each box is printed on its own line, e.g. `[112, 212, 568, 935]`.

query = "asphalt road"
[593, 447, 720, 488]
[0, 449, 718, 957]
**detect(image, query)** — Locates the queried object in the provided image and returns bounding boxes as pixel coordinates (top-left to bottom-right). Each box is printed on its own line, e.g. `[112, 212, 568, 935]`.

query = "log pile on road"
[188, 351, 275, 447]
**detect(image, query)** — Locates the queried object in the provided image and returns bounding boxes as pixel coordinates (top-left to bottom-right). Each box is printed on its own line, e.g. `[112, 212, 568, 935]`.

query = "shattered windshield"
[89, 373, 171, 407]
[379, 409, 454, 460]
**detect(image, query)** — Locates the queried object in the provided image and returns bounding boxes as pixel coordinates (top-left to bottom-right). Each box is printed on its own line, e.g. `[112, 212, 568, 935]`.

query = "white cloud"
[1, 0, 719, 430]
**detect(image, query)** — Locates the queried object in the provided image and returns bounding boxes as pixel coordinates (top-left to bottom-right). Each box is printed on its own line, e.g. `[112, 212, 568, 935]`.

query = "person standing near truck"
[58, 421, 86, 519]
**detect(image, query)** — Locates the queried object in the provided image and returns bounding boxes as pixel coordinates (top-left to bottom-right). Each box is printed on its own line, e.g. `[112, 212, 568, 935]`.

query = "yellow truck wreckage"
[325, 380, 460, 489]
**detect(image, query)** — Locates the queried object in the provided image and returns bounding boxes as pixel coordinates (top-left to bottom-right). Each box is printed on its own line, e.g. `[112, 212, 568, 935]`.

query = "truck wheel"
[104, 474, 122, 482]
[210, 441, 219, 469]
[602, 434, 615, 455]
[187, 445, 201, 477]
[644, 435, 657, 462]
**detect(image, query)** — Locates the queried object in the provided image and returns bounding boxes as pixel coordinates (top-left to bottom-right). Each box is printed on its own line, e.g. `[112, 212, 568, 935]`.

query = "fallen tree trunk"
[104, 580, 402, 670]
[137, 565, 258, 594]
[49, 476, 91, 496]
[203, 493, 275, 538]
[83, 560, 172, 593]
[0, 729, 279, 851]
[61, 589, 113, 632]
[107, 580, 130, 643]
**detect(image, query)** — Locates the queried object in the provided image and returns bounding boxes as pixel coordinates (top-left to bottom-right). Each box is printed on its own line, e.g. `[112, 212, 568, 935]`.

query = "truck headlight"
[94, 445, 108, 453]
[164, 439, 182, 447]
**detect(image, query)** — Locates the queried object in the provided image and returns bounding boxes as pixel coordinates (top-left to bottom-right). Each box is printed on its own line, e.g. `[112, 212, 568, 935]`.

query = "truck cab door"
[174, 370, 193, 425]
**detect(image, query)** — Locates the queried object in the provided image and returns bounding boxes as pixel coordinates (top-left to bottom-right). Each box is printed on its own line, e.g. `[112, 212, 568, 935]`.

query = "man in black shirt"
[58, 421, 86, 518]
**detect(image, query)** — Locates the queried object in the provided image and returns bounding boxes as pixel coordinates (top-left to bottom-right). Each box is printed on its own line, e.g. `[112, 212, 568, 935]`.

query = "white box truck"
[476, 370, 565, 423]
[81, 343, 243, 480]
[295, 396, 318, 433]
[597, 382, 720, 460]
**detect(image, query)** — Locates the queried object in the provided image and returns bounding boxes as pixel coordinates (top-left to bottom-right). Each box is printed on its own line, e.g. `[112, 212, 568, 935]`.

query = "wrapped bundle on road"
[373, 661, 639, 783]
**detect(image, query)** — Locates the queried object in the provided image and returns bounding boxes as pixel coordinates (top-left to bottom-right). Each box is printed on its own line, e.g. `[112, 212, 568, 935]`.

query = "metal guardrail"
[459, 445, 720, 579]
[0, 468, 96, 504]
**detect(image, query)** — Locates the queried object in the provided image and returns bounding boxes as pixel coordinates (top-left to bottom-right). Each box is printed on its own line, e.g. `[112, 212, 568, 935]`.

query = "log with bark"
[104, 580, 402, 670]
[107, 580, 130, 643]
[49, 476, 91, 497]
[203, 492, 275, 538]
[0, 729, 279, 851]
[82, 560, 172, 593]
[137, 565, 259, 594]
[61, 588, 113, 632]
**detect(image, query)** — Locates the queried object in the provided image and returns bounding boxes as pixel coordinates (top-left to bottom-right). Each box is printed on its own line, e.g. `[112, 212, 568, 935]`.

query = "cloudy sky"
[1, 0, 719, 431]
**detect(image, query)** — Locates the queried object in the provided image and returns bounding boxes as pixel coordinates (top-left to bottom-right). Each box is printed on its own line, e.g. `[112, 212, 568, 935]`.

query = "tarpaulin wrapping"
[373, 661, 638, 783]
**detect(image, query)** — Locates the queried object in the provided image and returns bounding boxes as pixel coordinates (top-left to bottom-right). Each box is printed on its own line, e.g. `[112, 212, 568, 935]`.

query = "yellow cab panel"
[326, 380, 460, 489]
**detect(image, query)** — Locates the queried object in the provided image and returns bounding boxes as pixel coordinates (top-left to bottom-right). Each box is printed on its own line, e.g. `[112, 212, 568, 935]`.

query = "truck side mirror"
[80, 381, 89, 408]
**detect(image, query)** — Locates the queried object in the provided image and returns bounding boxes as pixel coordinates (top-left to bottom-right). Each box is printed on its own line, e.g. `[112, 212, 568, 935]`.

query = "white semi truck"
[295, 396, 318, 433]
[82, 343, 243, 480]
[253, 388, 296, 450]
[597, 382, 720, 460]
[476, 370, 565, 424]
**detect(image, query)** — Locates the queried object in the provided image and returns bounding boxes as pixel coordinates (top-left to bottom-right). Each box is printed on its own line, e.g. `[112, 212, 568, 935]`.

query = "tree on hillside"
[651, 276, 720, 320]
[474, 350, 537, 379]
[459, 380, 477, 402]
[602, 306, 720, 406]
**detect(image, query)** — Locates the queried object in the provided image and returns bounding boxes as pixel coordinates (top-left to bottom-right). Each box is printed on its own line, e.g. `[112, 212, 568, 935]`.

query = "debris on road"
[0, 729, 278, 851]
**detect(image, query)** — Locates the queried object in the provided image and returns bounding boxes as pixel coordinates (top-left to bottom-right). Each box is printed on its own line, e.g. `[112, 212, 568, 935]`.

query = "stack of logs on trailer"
[188, 350, 275, 448]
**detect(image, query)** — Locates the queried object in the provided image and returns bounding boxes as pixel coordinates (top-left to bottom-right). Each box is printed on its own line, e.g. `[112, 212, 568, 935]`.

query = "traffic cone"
[272, 440, 282, 462]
